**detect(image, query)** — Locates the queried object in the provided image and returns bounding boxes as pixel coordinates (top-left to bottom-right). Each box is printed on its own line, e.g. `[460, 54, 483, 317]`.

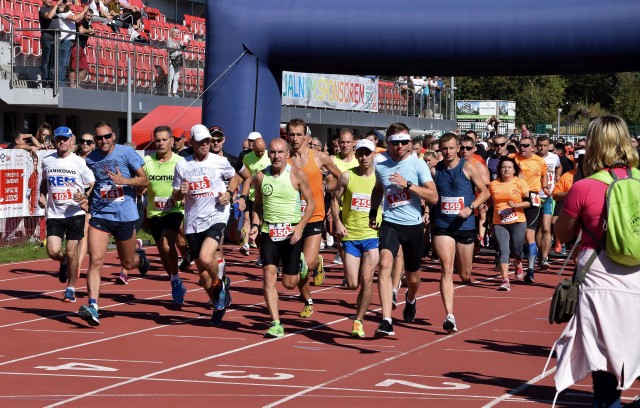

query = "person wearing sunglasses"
[459, 135, 491, 249]
[510, 136, 549, 283]
[240, 136, 270, 257]
[369, 123, 438, 337]
[78, 122, 150, 327]
[171, 127, 188, 156]
[39, 126, 95, 303]
[431, 133, 490, 334]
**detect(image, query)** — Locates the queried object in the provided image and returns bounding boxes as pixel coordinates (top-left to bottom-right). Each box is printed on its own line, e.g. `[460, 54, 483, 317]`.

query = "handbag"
[170, 54, 183, 68]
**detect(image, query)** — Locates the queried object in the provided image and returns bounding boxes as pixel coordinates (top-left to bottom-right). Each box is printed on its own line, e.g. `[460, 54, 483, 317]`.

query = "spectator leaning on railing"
[69, 8, 95, 87]
[167, 27, 190, 97]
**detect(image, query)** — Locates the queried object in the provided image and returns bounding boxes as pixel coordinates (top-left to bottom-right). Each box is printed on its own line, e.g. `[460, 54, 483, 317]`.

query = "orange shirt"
[289, 149, 325, 223]
[511, 153, 548, 192]
[552, 169, 576, 201]
[490, 177, 529, 225]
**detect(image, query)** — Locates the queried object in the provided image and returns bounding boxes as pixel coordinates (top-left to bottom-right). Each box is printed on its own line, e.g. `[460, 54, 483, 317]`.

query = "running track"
[1, 245, 638, 407]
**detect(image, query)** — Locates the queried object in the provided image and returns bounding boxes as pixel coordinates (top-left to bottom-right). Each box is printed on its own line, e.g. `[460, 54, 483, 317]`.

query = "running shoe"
[210, 308, 226, 327]
[403, 291, 417, 323]
[540, 257, 550, 270]
[375, 320, 395, 336]
[240, 243, 250, 256]
[223, 276, 232, 308]
[514, 260, 525, 280]
[78, 304, 100, 326]
[299, 302, 313, 318]
[333, 253, 343, 265]
[351, 319, 365, 338]
[255, 257, 263, 267]
[326, 234, 334, 248]
[179, 255, 192, 272]
[299, 253, 308, 280]
[63, 288, 76, 303]
[392, 290, 398, 310]
[319, 240, 326, 250]
[554, 239, 562, 254]
[561, 244, 567, 255]
[58, 260, 68, 283]
[249, 242, 257, 248]
[498, 280, 511, 291]
[313, 254, 324, 286]
[136, 248, 150, 277]
[171, 279, 187, 304]
[116, 272, 129, 285]
[213, 281, 227, 310]
[264, 321, 285, 338]
[524, 269, 535, 283]
[443, 314, 457, 334]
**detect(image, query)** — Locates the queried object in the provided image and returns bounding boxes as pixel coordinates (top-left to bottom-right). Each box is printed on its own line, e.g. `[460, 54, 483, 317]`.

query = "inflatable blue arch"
[203, 0, 640, 154]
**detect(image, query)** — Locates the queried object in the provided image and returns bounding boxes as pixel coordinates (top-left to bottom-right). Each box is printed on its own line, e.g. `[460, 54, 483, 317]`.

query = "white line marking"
[443, 349, 498, 353]
[481, 367, 557, 407]
[15, 329, 105, 334]
[58, 358, 163, 364]
[217, 364, 326, 372]
[0, 275, 42, 283]
[385, 373, 463, 379]
[493, 329, 559, 334]
[153, 334, 246, 340]
[340, 343, 396, 348]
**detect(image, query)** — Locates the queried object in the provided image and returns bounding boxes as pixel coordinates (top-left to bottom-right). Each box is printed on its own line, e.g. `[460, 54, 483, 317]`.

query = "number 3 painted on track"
[205, 370, 294, 380]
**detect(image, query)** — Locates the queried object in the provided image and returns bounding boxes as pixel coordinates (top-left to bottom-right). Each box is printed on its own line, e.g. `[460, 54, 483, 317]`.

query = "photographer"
[45, 0, 88, 87]
[7, 129, 43, 156]
[69, 8, 95, 87]
[166, 27, 190, 97]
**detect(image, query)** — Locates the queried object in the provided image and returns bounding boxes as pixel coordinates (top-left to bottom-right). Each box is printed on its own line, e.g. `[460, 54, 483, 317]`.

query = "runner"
[250, 138, 315, 338]
[143, 125, 187, 304]
[172, 124, 241, 326]
[431, 133, 490, 333]
[459, 135, 491, 247]
[331, 138, 379, 338]
[286, 118, 341, 318]
[534, 135, 562, 269]
[78, 121, 150, 326]
[240, 136, 270, 256]
[369, 122, 438, 336]
[511, 136, 548, 283]
[39, 126, 95, 302]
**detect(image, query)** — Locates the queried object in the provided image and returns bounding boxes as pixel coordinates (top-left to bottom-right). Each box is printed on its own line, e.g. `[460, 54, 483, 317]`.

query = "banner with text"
[282, 71, 379, 112]
[0, 150, 45, 219]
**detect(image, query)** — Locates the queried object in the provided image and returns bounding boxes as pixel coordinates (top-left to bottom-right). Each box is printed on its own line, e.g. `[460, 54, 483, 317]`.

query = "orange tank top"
[291, 149, 325, 222]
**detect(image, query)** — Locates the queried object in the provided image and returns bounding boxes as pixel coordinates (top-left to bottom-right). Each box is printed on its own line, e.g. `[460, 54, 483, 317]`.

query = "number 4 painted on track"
[35, 362, 118, 372]
[375, 379, 470, 390]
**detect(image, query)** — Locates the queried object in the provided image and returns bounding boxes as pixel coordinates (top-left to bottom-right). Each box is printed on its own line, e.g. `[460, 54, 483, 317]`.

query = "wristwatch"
[406, 181, 413, 189]
[469, 203, 475, 210]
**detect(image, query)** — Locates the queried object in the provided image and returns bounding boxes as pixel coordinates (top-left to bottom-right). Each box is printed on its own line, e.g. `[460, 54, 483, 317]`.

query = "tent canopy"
[132, 105, 201, 148]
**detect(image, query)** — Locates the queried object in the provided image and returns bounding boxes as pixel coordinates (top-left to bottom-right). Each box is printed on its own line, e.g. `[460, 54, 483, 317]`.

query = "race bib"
[100, 184, 124, 202]
[547, 171, 555, 184]
[51, 188, 74, 204]
[441, 196, 464, 215]
[269, 223, 293, 242]
[530, 192, 541, 207]
[300, 199, 308, 216]
[499, 208, 518, 224]
[188, 176, 211, 195]
[385, 187, 411, 208]
[351, 193, 371, 212]
[154, 196, 175, 211]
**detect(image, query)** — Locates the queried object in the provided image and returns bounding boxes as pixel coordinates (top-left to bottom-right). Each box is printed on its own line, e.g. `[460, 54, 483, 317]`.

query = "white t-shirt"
[541, 152, 561, 198]
[41, 152, 95, 218]
[55, 11, 77, 41]
[172, 153, 236, 234]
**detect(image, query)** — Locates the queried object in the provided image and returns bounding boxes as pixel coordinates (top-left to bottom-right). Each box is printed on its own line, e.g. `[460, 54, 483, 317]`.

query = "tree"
[612, 72, 640, 124]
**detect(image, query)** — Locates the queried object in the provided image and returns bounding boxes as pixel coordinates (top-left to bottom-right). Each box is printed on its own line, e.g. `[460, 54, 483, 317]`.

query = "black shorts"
[553, 200, 563, 217]
[524, 206, 541, 230]
[89, 217, 136, 241]
[46, 214, 85, 241]
[260, 231, 304, 275]
[185, 223, 226, 261]
[379, 220, 424, 272]
[302, 220, 324, 239]
[432, 226, 477, 245]
[147, 212, 184, 243]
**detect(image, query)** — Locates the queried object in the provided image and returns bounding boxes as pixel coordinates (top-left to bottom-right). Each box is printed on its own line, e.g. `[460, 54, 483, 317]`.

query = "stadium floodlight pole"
[127, 56, 132, 143]
[557, 108, 562, 139]
[450, 76, 455, 121]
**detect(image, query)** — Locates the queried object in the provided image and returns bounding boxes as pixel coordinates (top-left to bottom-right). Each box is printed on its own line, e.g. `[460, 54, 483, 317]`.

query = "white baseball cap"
[247, 132, 262, 141]
[355, 139, 376, 152]
[191, 124, 211, 142]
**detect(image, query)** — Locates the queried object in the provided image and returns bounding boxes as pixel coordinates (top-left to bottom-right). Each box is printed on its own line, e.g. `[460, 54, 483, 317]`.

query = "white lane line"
[153, 334, 247, 340]
[58, 358, 163, 364]
[217, 364, 326, 372]
[493, 329, 558, 334]
[481, 367, 557, 407]
[443, 349, 499, 353]
[14, 329, 105, 334]
[0, 275, 43, 283]
[340, 343, 396, 348]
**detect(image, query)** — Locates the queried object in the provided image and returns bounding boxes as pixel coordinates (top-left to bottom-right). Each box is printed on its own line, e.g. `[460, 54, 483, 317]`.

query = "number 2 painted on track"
[205, 370, 294, 380]
[375, 378, 470, 390]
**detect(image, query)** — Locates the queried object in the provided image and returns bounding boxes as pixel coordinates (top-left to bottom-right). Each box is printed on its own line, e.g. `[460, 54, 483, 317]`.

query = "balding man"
[241, 137, 270, 255]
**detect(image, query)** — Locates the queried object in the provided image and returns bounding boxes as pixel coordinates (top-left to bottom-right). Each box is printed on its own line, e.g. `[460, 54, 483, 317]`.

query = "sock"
[273, 319, 280, 325]
[407, 296, 416, 304]
[528, 243, 537, 270]
[88, 298, 98, 309]
[170, 274, 180, 282]
[305, 298, 313, 306]
[217, 258, 225, 280]
[67, 286, 75, 291]
[383, 317, 392, 324]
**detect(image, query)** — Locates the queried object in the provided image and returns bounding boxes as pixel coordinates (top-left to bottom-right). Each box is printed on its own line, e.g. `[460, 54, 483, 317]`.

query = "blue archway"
[204, 0, 640, 154]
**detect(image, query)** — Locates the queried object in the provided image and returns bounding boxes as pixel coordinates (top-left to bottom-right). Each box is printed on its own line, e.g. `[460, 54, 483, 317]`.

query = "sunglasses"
[211, 138, 224, 143]
[54, 137, 70, 143]
[461, 146, 474, 151]
[173, 136, 184, 142]
[519, 143, 531, 148]
[389, 140, 409, 146]
[433, 149, 439, 152]
[493, 142, 506, 147]
[95, 133, 113, 141]
[80, 139, 94, 145]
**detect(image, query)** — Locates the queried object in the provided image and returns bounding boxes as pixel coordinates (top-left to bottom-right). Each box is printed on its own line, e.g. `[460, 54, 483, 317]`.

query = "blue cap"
[54, 126, 73, 138]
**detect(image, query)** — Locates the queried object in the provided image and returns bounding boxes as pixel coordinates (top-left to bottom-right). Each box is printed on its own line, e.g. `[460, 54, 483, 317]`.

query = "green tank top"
[333, 154, 358, 173]
[144, 153, 184, 218]
[261, 164, 301, 232]
[243, 151, 271, 201]
[342, 168, 378, 241]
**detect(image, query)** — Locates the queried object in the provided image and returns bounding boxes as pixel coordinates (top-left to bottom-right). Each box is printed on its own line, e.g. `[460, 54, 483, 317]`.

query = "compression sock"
[528, 243, 537, 270]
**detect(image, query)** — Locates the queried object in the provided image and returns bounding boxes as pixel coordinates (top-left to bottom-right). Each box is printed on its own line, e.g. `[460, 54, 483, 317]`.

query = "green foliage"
[612, 72, 640, 124]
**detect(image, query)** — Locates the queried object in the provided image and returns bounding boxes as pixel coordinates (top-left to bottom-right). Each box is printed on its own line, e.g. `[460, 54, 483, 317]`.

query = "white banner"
[0, 150, 45, 219]
[282, 71, 378, 112]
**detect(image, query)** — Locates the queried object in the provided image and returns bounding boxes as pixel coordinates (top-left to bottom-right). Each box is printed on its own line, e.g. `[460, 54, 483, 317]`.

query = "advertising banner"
[455, 100, 498, 120]
[498, 101, 517, 120]
[0, 150, 45, 219]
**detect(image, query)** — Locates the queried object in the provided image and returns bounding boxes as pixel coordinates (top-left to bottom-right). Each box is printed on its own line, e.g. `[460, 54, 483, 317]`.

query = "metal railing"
[377, 79, 453, 119]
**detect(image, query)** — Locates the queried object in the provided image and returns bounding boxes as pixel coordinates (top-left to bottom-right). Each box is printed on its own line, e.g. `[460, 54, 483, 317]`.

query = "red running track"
[1, 245, 638, 407]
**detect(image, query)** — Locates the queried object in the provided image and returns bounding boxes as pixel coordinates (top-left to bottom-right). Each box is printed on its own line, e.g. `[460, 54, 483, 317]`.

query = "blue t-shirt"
[432, 158, 476, 231]
[86, 144, 145, 222]
[375, 152, 433, 225]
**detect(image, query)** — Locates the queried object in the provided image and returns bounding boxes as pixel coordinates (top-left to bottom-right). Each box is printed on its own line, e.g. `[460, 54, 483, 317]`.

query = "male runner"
[39, 126, 95, 302]
[332, 139, 379, 338]
[241, 136, 270, 255]
[370, 123, 438, 336]
[534, 135, 561, 269]
[251, 138, 315, 337]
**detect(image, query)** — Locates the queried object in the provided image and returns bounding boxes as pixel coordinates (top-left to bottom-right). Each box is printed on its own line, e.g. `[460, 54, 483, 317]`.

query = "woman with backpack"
[553, 115, 640, 408]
